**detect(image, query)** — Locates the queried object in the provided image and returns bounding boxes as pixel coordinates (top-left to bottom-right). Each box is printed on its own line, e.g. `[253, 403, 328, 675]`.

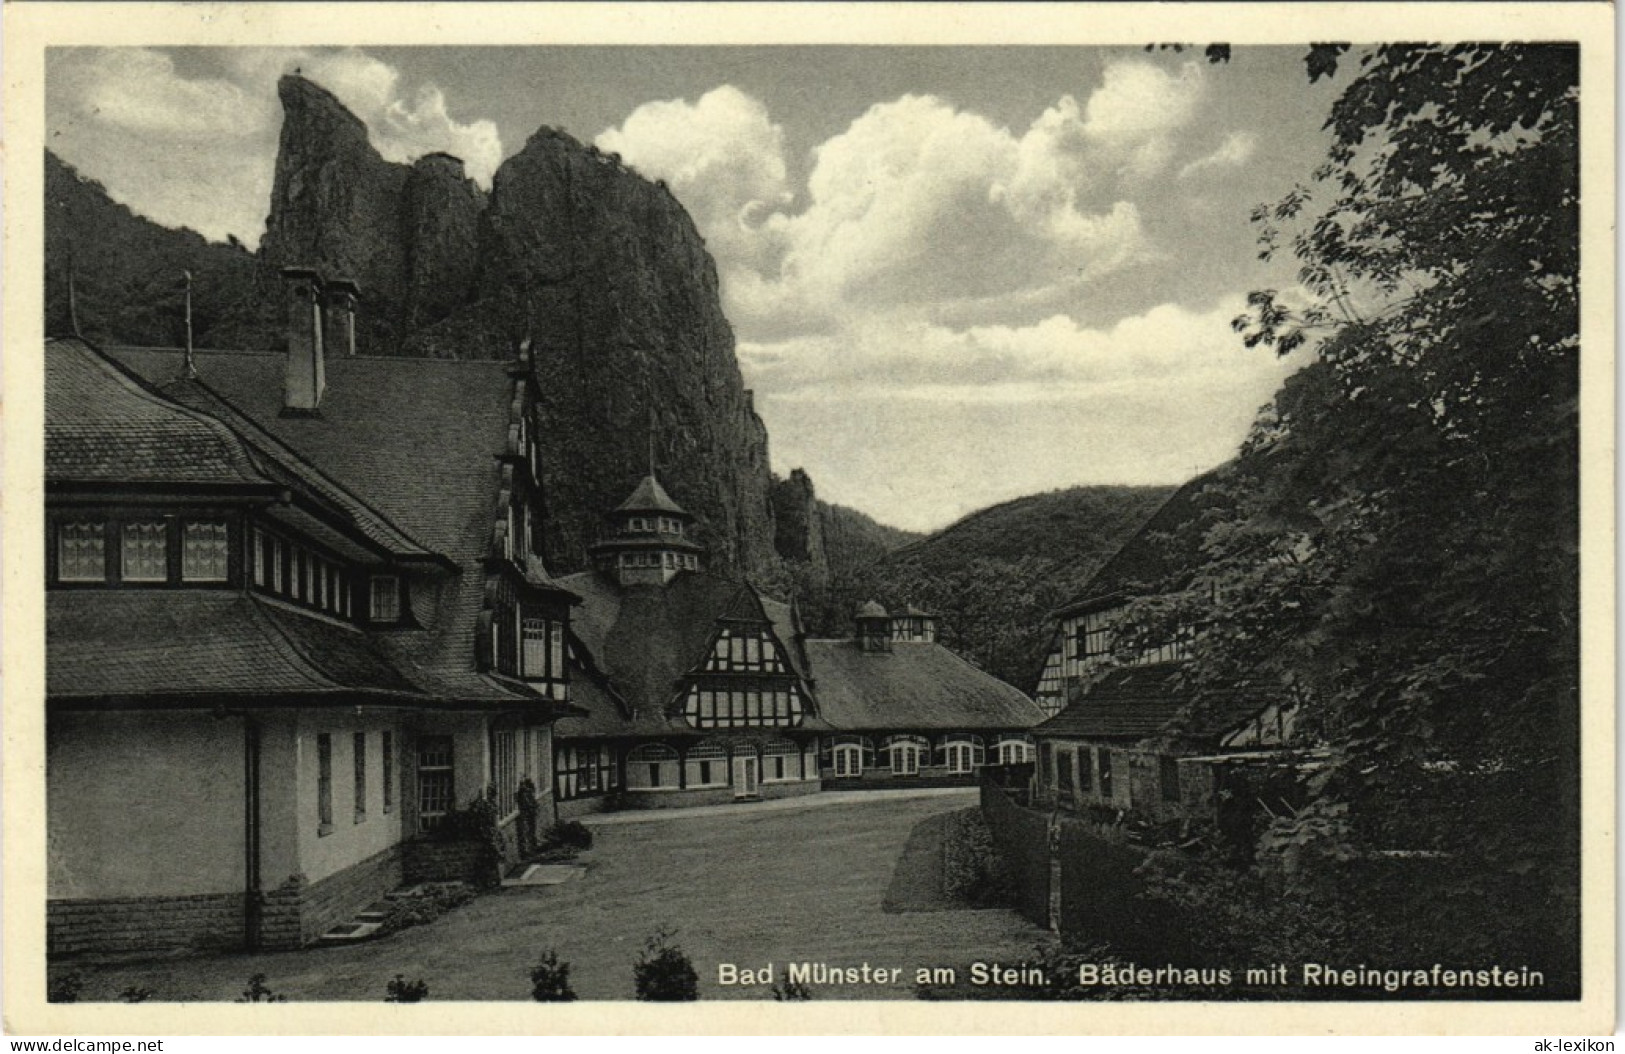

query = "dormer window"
[57, 522, 106, 582]
[182, 522, 229, 582]
[121, 522, 169, 582]
[369, 575, 401, 622]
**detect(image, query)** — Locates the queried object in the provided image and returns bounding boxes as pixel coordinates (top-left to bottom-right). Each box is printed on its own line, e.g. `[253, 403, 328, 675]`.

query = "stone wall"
[262, 842, 405, 948]
[48, 893, 246, 958]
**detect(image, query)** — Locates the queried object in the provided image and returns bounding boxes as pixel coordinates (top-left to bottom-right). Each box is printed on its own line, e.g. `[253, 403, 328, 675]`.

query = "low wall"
[619, 778, 820, 811]
[48, 893, 246, 958]
[402, 839, 500, 888]
[262, 842, 405, 948]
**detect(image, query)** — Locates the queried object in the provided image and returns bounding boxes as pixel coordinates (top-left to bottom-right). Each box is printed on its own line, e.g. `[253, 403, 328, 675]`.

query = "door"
[733, 755, 759, 797]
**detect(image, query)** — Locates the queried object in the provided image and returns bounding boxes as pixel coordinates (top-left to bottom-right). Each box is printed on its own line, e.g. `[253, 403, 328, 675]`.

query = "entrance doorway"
[733, 755, 759, 797]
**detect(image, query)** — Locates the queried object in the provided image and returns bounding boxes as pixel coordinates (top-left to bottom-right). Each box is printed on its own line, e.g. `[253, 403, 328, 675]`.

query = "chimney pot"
[324, 278, 361, 359]
[281, 267, 325, 413]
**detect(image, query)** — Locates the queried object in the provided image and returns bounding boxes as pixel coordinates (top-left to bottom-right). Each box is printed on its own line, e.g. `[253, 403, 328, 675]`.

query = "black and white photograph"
[3, 1, 1613, 1036]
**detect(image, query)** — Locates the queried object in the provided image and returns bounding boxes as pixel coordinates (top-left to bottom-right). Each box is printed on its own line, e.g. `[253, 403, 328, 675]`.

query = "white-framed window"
[626, 744, 680, 789]
[685, 741, 728, 787]
[945, 741, 976, 774]
[369, 575, 401, 622]
[57, 521, 105, 582]
[121, 521, 168, 582]
[417, 735, 454, 832]
[180, 521, 230, 582]
[997, 738, 1034, 765]
[887, 736, 926, 776]
[493, 731, 519, 816]
[522, 617, 567, 682]
[763, 740, 799, 782]
[833, 743, 864, 778]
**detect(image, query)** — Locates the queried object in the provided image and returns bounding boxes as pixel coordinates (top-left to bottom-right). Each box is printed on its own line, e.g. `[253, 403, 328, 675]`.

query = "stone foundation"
[261, 843, 405, 948]
[48, 893, 246, 957]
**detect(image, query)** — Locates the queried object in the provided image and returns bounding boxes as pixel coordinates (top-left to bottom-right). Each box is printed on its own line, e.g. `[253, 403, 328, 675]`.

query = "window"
[1098, 748, 1114, 800]
[417, 735, 454, 832]
[493, 731, 518, 816]
[57, 522, 105, 582]
[522, 618, 567, 684]
[763, 740, 798, 782]
[1159, 755, 1182, 803]
[686, 742, 728, 787]
[1056, 750, 1075, 801]
[997, 739, 1033, 765]
[179, 521, 229, 581]
[382, 732, 395, 813]
[370, 575, 401, 622]
[945, 741, 975, 775]
[353, 732, 367, 822]
[833, 743, 863, 778]
[627, 744, 680, 789]
[1077, 746, 1094, 796]
[316, 733, 333, 834]
[121, 521, 168, 582]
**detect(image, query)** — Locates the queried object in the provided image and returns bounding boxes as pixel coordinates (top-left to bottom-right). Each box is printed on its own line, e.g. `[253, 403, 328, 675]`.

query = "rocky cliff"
[258, 76, 790, 579]
[44, 75, 896, 587]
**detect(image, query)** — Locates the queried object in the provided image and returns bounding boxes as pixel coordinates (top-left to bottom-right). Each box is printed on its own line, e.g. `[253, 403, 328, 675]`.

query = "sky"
[45, 46, 1340, 533]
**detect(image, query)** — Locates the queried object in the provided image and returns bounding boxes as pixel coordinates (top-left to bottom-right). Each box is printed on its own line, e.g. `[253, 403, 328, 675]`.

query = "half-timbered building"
[1029, 471, 1295, 825]
[551, 476, 825, 814]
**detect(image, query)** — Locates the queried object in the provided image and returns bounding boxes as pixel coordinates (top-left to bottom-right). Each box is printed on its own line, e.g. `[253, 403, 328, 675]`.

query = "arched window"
[937, 735, 985, 774]
[832, 742, 864, 778]
[884, 735, 930, 777]
[626, 744, 680, 790]
[762, 740, 799, 782]
[685, 741, 728, 787]
[996, 737, 1034, 765]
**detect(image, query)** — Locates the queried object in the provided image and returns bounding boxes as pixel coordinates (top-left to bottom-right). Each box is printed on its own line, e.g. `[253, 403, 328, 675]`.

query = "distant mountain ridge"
[846, 485, 1177, 687]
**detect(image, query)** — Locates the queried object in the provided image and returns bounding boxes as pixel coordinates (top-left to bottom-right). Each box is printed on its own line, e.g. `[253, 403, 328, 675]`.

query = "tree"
[1123, 44, 1580, 990]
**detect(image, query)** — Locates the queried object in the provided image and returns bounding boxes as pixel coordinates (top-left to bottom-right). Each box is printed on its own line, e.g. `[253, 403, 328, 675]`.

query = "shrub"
[47, 972, 84, 1004]
[942, 809, 1013, 906]
[633, 928, 698, 1001]
[379, 881, 475, 935]
[119, 985, 156, 1003]
[530, 951, 578, 1002]
[772, 979, 813, 1001]
[236, 973, 286, 1003]
[385, 975, 429, 1003]
[545, 820, 593, 852]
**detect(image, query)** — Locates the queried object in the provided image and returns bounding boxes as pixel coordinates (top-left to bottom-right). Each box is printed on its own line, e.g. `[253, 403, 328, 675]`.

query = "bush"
[772, 979, 813, 1001]
[47, 972, 84, 1004]
[530, 951, 578, 1002]
[119, 985, 156, 1003]
[379, 881, 476, 935]
[633, 928, 698, 1001]
[942, 809, 1013, 906]
[236, 973, 286, 1003]
[544, 820, 593, 852]
[385, 975, 429, 1003]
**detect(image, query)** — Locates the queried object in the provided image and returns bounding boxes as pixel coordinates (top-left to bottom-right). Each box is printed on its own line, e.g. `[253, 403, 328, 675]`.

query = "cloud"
[1178, 131, 1259, 179]
[751, 298, 1301, 531]
[46, 48, 501, 245]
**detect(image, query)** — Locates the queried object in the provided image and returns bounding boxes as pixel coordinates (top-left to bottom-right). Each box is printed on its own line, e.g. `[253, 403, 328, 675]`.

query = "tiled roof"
[1054, 465, 1237, 616]
[46, 338, 271, 488]
[614, 474, 688, 515]
[557, 570, 805, 731]
[1033, 663, 1270, 741]
[106, 346, 530, 697]
[802, 640, 1044, 731]
[48, 590, 425, 702]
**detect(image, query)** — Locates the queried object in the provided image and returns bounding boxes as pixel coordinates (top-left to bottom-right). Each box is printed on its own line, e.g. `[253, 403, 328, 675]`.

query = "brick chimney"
[323, 278, 360, 359]
[281, 267, 325, 414]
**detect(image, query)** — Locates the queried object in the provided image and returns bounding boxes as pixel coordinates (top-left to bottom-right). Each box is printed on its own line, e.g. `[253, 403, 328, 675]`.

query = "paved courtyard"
[58, 790, 1048, 1002]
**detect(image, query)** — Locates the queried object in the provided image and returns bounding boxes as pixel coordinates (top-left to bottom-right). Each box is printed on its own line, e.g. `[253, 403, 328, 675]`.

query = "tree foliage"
[1122, 44, 1580, 989]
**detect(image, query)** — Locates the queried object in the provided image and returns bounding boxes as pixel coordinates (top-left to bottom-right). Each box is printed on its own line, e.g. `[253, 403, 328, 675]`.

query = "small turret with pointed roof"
[855, 599, 892, 653]
[589, 473, 705, 586]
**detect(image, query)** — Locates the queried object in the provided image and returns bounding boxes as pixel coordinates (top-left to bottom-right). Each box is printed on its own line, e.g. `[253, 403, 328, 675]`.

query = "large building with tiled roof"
[1028, 468, 1295, 823]
[46, 268, 583, 957]
[806, 603, 1044, 784]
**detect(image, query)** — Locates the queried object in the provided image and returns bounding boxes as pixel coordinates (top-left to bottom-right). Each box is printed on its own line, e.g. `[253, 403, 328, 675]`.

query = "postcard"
[2, 1, 1614, 1037]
